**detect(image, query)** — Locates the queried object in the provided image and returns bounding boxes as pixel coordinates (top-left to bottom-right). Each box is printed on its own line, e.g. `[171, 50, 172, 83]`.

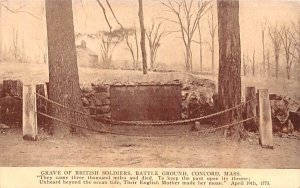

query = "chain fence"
[35, 92, 256, 137]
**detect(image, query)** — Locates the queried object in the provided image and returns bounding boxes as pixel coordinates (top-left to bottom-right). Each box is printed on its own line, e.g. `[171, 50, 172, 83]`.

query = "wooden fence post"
[258, 89, 273, 149]
[22, 84, 37, 141]
[44, 83, 48, 99]
[244, 87, 257, 131]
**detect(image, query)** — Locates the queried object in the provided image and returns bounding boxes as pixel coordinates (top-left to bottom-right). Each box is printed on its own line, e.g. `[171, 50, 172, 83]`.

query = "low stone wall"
[80, 78, 217, 120]
[0, 78, 218, 123]
[269, 94, 300, 132]
[81, 84, 111, 119]
[1, 79, 299, 132]
[0, 81, 22, 125]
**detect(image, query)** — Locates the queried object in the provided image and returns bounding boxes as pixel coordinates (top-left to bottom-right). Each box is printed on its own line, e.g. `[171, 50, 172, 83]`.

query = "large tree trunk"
[138, 0, 148, 74]
[45, 0, 85, 137]
[0, 4, 2, 60]
[217, 0, 242, 138]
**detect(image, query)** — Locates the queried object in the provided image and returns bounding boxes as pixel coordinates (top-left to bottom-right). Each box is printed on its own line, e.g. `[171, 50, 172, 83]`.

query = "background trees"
[291, 20, 300, 71]
[1, 0, 299, 79]
[197, 2, 203, 73]
[146, 20, 168, 70]
[161, 0, 211, 72]
[124, 27, 139, 70]
[207, 9, 217, 74]
[96, 29, 126, 68]
[280, 25, 296, 80]
[0, 1, 40, 62]
[261, 20, 267, 75]
[268, 25, 283, 78]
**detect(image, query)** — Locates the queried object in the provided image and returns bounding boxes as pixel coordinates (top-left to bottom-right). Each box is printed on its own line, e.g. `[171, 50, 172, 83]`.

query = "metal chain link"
[35, 92, 256, 126]
[100, 99, 255, 126]
[36, 111, 255, 137]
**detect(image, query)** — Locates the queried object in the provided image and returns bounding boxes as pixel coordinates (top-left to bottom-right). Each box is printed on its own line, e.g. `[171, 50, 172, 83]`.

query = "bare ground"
[0, 63, 299, 168]
[0, 127, 299, 168]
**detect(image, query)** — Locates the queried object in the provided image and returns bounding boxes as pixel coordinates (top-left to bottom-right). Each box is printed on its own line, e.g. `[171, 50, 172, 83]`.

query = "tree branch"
[1, 3, 41, 20]
[96, 0, 112, 31]
[105, 0, 123, 28]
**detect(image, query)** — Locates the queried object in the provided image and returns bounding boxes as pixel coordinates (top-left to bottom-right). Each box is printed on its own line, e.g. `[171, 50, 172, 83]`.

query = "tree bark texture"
[217, 0, 242, 137]
[0, 5, 2, 59]
[138, 0, 148, 74]
[243, 53, 246, 76]
[45, 0, 85, 136]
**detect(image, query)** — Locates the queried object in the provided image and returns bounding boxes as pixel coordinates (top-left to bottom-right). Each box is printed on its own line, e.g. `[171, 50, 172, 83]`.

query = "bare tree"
[197, 1, 203, 73]
[291, 20, 300, 66]
[267, 49, 271, 77]
[146, 20, 168, 70]
[280, 25, 295, 80]
[12, 27, 19, 59]
[21, 37, 26, 63]
[246, 50, 255, 76]
[95, 29, 126, 68]
[105, 0, 123, 28]
[124, 27, 139, 70]
[95, 0, 125, 30]
[207, 8, 217, 74]
[0, 2, 41, 20]
[269, 24, 283, 78]
[138, 0, 148, 74]
[96, 0, 112, 31]
[217, 0, 243, 138]
[161, 0, 211, 72]
[134, 26, 139, 69]
[0, 1, 42, 61]
[0, 1, 42, 59]
[261, 19, 267, 75]
[95, 0, 142, 71]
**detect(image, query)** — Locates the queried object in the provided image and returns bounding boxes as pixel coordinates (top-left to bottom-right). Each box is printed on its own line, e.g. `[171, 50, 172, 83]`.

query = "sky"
[0, 0, 299, 72]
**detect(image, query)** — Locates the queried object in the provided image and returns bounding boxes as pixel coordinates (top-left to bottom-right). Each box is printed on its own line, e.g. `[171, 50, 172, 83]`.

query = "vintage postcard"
[0, 0, 299, 187]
